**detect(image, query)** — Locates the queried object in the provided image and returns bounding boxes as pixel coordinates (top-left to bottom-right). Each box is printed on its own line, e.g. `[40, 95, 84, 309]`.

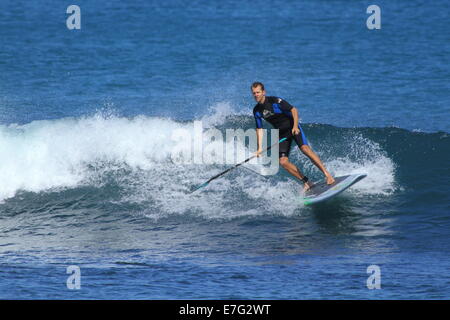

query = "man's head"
[251, 82, 266, 104]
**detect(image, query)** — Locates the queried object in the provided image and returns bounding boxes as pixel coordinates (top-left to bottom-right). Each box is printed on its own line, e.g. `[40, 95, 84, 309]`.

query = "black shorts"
[278, 125, 309, 158]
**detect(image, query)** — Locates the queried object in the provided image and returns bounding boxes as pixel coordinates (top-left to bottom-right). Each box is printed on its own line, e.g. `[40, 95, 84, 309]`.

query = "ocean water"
[0, 0, 449, 299]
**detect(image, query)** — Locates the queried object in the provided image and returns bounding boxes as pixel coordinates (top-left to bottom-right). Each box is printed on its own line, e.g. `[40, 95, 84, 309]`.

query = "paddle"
[190, 137, 287, 193]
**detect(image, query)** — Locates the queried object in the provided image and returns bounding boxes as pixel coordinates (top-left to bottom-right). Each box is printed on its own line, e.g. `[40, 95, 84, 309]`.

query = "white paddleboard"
[301, 174, 367, 205]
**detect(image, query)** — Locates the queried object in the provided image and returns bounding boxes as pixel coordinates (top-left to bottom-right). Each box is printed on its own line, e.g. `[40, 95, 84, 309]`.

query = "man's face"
[252, 86, 266, 103]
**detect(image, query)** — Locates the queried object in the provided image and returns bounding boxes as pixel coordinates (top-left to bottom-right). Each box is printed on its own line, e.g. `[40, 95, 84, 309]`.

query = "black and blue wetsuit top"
[253, 96, 296, 130]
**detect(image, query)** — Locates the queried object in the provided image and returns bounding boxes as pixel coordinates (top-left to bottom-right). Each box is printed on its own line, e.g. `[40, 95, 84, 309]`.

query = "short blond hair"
[251, 82, 265, 91]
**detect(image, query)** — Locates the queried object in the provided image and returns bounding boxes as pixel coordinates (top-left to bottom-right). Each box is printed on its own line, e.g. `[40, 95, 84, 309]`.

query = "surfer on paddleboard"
[251, 82, 335, 192]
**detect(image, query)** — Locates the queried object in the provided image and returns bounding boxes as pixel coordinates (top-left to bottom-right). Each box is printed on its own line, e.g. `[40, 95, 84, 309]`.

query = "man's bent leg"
[279, 156, 314, 192]
[299, 145, 335, 185]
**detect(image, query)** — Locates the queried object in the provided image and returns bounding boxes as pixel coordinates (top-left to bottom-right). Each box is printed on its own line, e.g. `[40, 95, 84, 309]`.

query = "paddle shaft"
[192, 137, 286, 192]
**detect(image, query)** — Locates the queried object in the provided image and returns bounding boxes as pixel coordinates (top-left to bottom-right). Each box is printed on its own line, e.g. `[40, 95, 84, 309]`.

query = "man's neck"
[260, 96, 266, 104]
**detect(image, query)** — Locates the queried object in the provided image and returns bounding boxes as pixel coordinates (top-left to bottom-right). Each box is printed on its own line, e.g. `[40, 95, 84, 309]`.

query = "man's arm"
[253, 108, 264, 156]
[291, 107, 300, 135]
[256, 128, 263, 156]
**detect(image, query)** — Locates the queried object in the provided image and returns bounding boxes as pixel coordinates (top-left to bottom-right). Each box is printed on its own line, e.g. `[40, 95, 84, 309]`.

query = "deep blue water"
[0, 0, 449, 299]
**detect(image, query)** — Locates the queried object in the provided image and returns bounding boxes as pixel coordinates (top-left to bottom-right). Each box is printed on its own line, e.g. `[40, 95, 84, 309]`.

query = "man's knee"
[279, 156, 289, 168]
[300, 145, 310, 153]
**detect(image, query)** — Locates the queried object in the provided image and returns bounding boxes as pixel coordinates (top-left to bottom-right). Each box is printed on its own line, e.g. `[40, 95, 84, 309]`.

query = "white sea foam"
[0, 112, 182, 202]
[303, 133, 397, 196]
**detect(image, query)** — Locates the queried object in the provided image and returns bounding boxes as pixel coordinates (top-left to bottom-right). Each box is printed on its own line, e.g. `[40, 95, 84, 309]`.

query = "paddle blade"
[190, 182, 209, 193]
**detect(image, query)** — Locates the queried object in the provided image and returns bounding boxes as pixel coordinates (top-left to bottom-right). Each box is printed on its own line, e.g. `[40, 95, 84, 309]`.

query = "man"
[251, 82, 335, 192]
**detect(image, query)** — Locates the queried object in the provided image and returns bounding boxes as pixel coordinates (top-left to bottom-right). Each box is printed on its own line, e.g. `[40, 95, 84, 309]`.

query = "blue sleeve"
[254, 110, 263, 129]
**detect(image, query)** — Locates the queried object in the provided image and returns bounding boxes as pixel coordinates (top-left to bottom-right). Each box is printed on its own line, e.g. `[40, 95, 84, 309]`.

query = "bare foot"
[303, 181, 314, 193]
[326, 175, 335, 185]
